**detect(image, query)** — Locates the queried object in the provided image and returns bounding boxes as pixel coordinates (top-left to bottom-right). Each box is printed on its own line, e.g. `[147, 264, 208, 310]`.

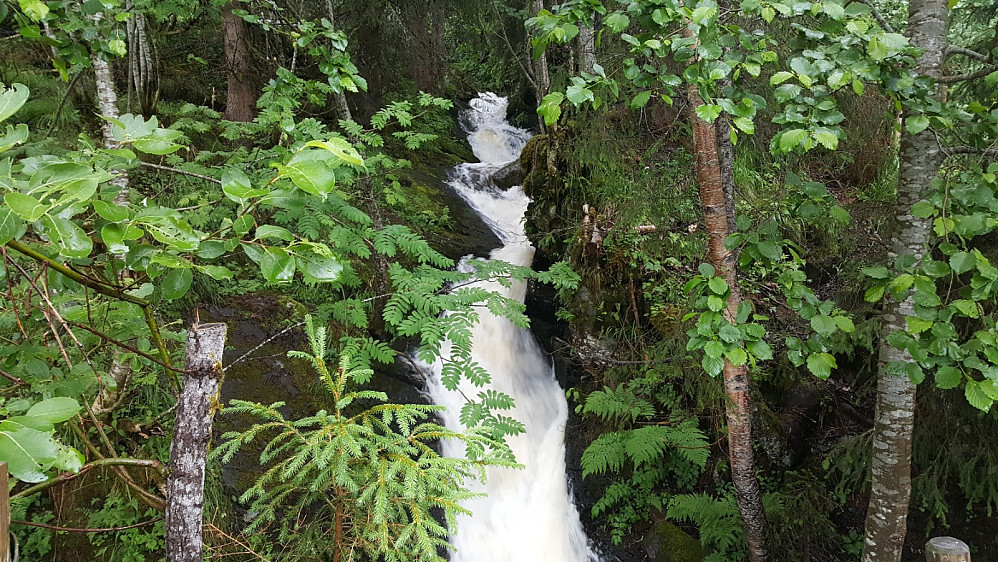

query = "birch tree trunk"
[222, 1, 257, 122]
[325, 0, 353, 122]
[861, 0, 949, 560]
[687, 82, 767, 562]
[89, 11, 134, 415]
[126, 3, 159, 116]
[577, 18, 596, 75]
[529, 0, 550, 104]
[165, 322, 227, 562]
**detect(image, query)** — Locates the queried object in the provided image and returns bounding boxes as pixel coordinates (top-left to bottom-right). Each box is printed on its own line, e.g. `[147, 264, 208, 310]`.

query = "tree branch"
[12, 458, 166, 499]
[945, 46, 994, 63]
[851, 0, 894, 33]
[938, 65, 997, 84]
[943, 146, 998, 158]
[139, 161, 222, 184]
[11, 517, 163, 533]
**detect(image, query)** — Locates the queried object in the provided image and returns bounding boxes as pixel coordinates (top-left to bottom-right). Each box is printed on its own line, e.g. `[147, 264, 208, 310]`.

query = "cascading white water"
[425, 93, 596, 561]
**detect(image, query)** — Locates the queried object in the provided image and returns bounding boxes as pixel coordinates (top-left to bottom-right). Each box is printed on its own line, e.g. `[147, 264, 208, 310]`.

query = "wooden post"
[926, 537, 971, 561]
[0, 461, 9, 562]
[165, 322, 227, 562]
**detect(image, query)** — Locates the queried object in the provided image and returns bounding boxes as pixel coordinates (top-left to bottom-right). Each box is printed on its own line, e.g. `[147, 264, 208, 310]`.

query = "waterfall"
[425, 93, 597, 561]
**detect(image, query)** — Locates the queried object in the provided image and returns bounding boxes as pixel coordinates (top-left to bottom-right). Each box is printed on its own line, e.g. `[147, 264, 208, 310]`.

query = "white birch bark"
[165, 323, 227, 562]
[862, 1, 949, 560]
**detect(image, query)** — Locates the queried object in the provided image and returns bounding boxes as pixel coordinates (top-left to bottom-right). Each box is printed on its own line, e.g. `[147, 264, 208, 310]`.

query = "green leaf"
[779, 129, 808, 152]
[255, 225, 294, 242]
[810, 314, 837, 336]
[757, 240, 782, 260]
[698, 263, 716, 277]
[834, 316, 855, 333]
[725, 347, 748, 366]
[868, 32, 908, 62]
[196, 265, 234, 280]
[604, 12, 630, 32]
[719, 325, 741, 343]
[965, 380, 993, 412]
[0, 83, 30, 123]
[295, 251, 343, 282]
[260, 247, 295, 283]
[708, 277, 728, 295]
[705, 341, 725, 358]
[707, 295, 725, 312]
[813, 129, 839, 150]
[39, 215, 92, 259]
[537, 92, 564, 127]
[862, 266, 891, 279]
[5, 192, 50, 221]
[905, 115, 930, 135]
[18, 0, 49, 21]
[906, 316, 932, 334]
[702, 354, 724, 376]
[566, 83, 595, 106]
[770, 71, 794, 85]
[280, 150, 338, 196]
[161, 268, 193, 300]
[950, 251, 976, 274]
[630, 90, 652, 109]
[747, 339, 773, 360]
[0, 426, 58, 482]
[935, 366, 962, 390]
[733, 117, 755, 134]
[26, 397, 81, 424]
[0, 206, 24, 245]
[0, 123, 29, 152]
[132, 128, 182, 155]
[222, 169, 269, 203]
[865, 284, 886, 302]
[806, 352, 837, 380]
[93, 200, 128, 222]
[695, 104, 722, 123]
[305, 138, 364, 167]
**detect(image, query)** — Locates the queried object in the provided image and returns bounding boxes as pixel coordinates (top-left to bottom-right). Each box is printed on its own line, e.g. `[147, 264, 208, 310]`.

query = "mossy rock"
[642, 521, 706, 562]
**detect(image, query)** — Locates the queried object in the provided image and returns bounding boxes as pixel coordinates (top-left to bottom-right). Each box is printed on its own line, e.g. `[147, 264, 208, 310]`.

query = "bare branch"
[139, 161, 222, 184]
[945, 46, 994, 63]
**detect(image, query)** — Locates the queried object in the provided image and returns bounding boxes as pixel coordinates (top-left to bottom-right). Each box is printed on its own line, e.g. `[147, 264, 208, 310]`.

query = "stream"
[425, 93, 597, 562]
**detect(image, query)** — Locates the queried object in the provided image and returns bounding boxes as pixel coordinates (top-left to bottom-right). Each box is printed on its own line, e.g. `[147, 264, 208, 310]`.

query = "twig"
[223, 320, 305, 372]
[0, 368, 28, 386]
[851, 0, 894, 33]
[938, 65, 998, 84]
[943, 146, 998, 158]
[45, 71, 86, 137]
[11, 517, 163, 533]
[13, 458, 166, 499]
[945, 46, 994, 63]
[139, 161, 222, 184]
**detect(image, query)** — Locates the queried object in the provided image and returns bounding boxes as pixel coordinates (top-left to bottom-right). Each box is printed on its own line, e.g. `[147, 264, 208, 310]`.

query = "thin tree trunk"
[529, 0, 550, 104]
[126, 3, 159, 116]
[577, 18, 596, 75]
[862, 0, 948, 560]
[688, 81, 767, 561]
[165, 322, 227, 562]
[90, 11, 133, 415]
[325, 0, 353, 122]
[222, 1, 257, 122]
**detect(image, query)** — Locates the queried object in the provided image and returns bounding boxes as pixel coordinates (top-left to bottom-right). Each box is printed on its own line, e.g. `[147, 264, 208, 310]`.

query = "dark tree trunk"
[165, 323, 227, 562]
[222, 2, 256, 122]
[688, 81, 768, 561]
[862, 1, 949, 560]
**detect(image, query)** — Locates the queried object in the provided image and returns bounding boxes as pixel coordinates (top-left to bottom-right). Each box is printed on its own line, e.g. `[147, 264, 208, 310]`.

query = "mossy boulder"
[642, 521, 706, 562]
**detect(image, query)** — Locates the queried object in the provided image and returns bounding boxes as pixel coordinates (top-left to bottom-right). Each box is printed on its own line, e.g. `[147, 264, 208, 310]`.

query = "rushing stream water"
[425, 93, 597, 561]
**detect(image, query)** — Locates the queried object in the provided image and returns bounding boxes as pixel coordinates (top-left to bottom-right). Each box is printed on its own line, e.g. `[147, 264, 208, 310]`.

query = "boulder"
[491, 159, 526, 190]
[642, 521, 706, 562]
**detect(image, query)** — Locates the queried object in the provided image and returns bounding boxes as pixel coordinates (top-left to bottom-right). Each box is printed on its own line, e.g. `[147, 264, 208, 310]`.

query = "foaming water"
[425, 93, 596, 562]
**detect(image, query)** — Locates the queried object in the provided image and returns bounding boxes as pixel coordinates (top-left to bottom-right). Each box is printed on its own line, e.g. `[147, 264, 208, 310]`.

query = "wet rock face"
[642, 521, 706, 562]
[491, 160, 526, 191]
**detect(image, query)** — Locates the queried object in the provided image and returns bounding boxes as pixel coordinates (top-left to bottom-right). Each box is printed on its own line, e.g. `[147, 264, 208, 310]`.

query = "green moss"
[644, 521, 706, 562]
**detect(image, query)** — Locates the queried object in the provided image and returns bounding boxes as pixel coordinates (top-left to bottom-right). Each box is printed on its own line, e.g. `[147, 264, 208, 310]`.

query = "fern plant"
[213, 316, 517, 561]
[578, 382, 710, 545]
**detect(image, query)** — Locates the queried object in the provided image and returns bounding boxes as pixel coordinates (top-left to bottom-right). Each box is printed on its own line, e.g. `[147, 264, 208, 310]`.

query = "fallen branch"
[11, 517, 163, 533]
